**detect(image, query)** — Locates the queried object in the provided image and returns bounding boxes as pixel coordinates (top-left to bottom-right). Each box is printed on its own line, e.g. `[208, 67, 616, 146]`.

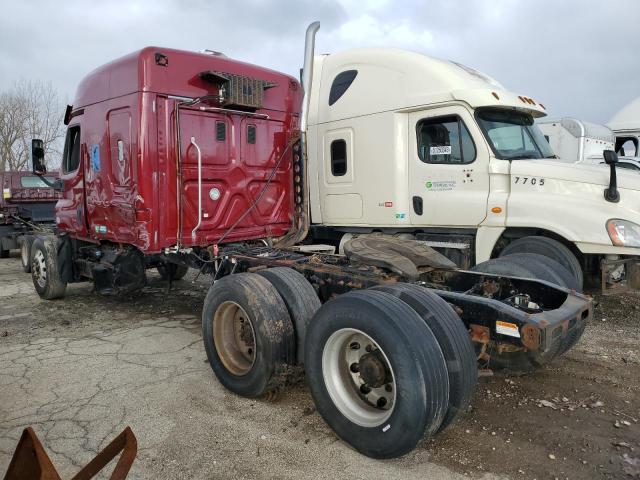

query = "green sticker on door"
[425, 180, 456, 191]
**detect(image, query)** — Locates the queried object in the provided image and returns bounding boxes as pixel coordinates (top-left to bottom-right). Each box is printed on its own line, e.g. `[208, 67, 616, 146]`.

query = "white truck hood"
[510, 159, 640, 192]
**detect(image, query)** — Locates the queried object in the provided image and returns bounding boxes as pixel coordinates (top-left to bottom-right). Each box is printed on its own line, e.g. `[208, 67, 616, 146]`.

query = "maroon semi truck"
[27, 23, 592, 458]
[0, 171, 59, 270]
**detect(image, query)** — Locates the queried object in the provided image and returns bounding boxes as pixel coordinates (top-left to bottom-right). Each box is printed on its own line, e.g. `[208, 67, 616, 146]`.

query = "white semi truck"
[304, 46, 640, 290]
[537, 118, 615, 164]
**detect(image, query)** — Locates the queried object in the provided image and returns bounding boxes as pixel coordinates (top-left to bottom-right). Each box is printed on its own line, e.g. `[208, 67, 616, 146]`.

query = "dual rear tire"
[202, 269, 474, 458]
[304, 289, 451, 458]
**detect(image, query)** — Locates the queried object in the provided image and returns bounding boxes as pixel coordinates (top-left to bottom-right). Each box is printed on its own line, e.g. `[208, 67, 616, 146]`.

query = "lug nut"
[349, 342, 360, 350]
[365, 344, 373, 352]
[376, 397, 387, 408]
[385, 384, 393, 392]
[360, 384, 371, 394]
[349, 363, 360, 373]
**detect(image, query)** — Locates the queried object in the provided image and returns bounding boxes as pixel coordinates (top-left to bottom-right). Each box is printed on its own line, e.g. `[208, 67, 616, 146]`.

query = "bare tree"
[0, 79, 65, 172]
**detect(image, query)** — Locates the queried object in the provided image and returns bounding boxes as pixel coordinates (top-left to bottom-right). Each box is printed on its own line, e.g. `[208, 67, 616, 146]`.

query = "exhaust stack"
[300, 21, 320, 134]
[275, 21, 319, 248]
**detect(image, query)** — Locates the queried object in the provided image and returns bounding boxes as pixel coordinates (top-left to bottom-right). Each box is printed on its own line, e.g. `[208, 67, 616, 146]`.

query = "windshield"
[20, 176, 55, 188]
[476, 108, 555, 160]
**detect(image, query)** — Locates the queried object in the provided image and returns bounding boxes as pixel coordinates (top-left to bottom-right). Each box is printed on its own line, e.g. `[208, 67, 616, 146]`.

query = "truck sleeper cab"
[46, 47, 301, 292]
[306, 48, 640, 291]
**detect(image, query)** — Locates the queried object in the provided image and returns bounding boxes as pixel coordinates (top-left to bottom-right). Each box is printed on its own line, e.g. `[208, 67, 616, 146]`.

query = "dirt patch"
[425, 292, 640, 479]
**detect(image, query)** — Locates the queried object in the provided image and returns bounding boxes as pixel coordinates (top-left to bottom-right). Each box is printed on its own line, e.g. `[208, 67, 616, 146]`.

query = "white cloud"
[329, 14, 434, 49]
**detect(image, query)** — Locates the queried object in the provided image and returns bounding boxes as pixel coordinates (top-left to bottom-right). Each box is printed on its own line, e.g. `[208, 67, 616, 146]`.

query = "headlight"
[606, 219, 640, 247]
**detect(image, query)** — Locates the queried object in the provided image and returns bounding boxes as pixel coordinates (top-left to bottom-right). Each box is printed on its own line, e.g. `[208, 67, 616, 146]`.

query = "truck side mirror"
[603, 149, 620, 203]
[603, 150, 618, 165]
[31, 139, 46, 175]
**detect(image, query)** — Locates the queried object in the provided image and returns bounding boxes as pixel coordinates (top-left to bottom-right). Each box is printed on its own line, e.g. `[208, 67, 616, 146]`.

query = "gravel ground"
[0, 253, 638, 479]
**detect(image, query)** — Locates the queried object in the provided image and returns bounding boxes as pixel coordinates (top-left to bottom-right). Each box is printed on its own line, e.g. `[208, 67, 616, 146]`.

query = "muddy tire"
[20, 236, 34, 273]
[499, 236, 583, 290]
[472, 257, 564, 372]
[202, 273, 295, 398]
[500, 253, 580, 292]
[372, 283, 477, 431]
[30, 236, 67, 300]
[257, 267, 321, 365]
[157, 263, 188, 281]
[304, 289, 449, 459]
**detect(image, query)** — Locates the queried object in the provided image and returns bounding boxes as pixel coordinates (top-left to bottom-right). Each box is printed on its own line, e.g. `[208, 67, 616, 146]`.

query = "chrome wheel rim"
[32, 250, 47, 289]
[322, 328, 396, 427]
[213, 301, 256, 376]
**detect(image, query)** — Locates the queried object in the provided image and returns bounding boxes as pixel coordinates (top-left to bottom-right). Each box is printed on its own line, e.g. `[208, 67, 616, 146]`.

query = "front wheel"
[304, 289, 449, 459]
[30, 236, 67, 300]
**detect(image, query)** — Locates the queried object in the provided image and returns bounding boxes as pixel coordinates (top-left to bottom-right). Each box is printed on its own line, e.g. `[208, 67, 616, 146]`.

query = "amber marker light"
[491, 207, 502, 214]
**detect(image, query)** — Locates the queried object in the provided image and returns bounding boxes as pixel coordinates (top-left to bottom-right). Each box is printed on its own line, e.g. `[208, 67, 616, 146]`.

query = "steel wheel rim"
[32, 250, 47, 288]
[322, 328, 396, 427]
[213, 301, 257, 376]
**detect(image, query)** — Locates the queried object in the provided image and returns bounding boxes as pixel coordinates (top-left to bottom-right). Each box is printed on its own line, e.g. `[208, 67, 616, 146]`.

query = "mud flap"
[56, 234, 75, 283]
[343, 235, 457, 280]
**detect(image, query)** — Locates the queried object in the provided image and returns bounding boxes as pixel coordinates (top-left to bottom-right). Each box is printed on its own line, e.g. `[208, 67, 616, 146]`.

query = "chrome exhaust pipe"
[300, 21, 320, 134]
[275, 21, 319, 248]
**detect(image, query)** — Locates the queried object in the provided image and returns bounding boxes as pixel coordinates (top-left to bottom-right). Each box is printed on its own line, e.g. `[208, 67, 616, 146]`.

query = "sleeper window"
[330, 139, 347, 176]
[329, 70, 358, 106]
[417, 115, 476, 164]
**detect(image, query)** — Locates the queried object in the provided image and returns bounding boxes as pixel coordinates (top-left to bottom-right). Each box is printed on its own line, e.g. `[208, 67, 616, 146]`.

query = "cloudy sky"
[1, 0, 638, 124]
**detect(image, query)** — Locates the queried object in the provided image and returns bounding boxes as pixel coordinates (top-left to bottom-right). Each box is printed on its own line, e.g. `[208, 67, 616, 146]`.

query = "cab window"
[62, 126, 81, 173]
[330, 139, 347, 176]
[616, 137, 638, 157]
[417, 115, 476, 164]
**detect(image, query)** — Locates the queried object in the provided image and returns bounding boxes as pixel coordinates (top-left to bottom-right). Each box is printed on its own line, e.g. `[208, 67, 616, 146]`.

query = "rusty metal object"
[600, 257, 640, 294]
[520, 324, 541, 351]
[494, 341, 525, 354]
[469, 324, 490, 362]
[3, 426, 137, 480]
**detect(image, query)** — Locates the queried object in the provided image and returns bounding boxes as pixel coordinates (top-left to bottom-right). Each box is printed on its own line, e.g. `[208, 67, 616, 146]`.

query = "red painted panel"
[58, 47, 301, 253]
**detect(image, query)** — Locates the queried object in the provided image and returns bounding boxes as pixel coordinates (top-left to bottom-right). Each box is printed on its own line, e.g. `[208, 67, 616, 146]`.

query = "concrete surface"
[0, 256, 491, 479]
